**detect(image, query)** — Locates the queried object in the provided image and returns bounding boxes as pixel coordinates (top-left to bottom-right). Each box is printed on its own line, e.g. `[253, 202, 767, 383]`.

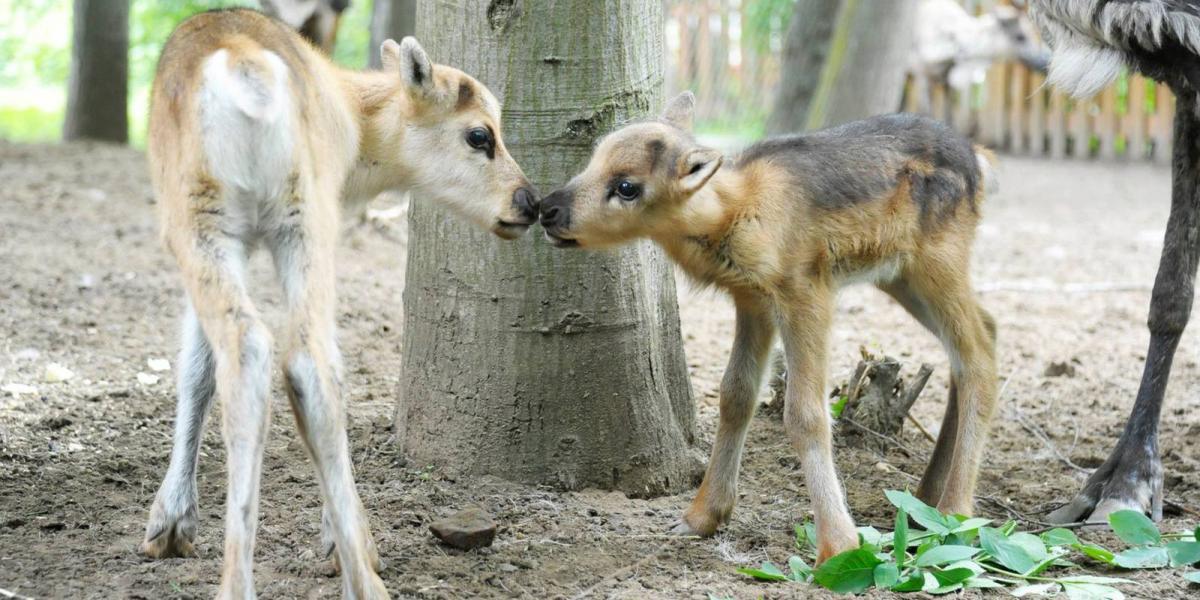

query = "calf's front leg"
[778, 286, 858, 563]
[675, 294, 776, 536]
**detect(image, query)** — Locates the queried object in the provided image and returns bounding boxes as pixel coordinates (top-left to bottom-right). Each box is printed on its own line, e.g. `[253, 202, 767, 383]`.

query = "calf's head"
[539, 92, 722, 249]
[378, 38, 537, 239]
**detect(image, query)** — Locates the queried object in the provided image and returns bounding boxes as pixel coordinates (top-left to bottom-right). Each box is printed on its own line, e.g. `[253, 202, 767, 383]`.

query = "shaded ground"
[1, 141, 1198, 599]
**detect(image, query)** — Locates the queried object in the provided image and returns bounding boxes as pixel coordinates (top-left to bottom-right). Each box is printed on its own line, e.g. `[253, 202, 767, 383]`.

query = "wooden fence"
[666, 0, 1176, 163]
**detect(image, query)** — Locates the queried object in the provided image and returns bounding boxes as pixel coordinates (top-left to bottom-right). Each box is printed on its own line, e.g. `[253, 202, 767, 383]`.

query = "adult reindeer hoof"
[1047, 449, 1163, 524]
[141, 498, 198, 558]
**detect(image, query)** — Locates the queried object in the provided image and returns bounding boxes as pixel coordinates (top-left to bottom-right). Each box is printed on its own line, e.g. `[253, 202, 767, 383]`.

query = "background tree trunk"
[63, 0, 129, 143]
[397, 0, 701, 497]
[368, 0, 416, 69]
[767, 0, 916, 134]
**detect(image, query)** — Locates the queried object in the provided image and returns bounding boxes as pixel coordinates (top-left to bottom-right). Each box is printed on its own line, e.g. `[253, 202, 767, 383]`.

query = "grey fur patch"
[736, 114, 981, 226]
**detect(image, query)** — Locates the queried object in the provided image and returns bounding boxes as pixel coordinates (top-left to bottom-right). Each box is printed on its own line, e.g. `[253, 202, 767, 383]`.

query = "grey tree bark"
[396, 0, 701, 497]
[63, 0, 129, 143]
[767, 0, 916, 135]
[368, 0, 416, 69]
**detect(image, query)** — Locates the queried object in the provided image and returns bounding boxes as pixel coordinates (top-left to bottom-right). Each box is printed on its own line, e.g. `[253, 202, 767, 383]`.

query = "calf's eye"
[466, 127, 492, 150]
[615, 180, 641, 201]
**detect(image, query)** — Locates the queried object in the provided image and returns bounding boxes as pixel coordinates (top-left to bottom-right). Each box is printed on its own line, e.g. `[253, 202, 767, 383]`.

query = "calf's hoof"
[141, 499, 197, 559]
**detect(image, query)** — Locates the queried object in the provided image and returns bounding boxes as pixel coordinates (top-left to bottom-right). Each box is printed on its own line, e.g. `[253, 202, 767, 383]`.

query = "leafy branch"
[736, 490, 1200, 597]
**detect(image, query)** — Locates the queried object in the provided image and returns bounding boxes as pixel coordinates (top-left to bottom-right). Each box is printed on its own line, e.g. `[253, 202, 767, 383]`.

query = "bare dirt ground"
[1, 141, 1198, 599]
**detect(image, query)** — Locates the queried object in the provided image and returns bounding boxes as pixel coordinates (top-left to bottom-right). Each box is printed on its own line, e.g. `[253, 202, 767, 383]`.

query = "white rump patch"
[200, 48, 294, 201]
[976, 152, 999, 195]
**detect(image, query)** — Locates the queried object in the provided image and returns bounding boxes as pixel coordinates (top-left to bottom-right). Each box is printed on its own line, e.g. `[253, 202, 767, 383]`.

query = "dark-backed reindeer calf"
[540, 94, 999, 562]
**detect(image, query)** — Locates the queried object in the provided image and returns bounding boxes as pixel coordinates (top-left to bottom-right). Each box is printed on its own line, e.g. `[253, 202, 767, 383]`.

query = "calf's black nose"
[513, 187, 538, 221]
[539, 189, 571, 229]
[541, 205, 563, 227]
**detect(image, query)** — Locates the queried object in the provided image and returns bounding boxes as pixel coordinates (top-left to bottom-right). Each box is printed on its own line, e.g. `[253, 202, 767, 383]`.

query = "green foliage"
[741, 0, 793, 54]
[1109, 509, 1161, 545]
[736, 493, 1199, 596]
[0, 0, 374, 144]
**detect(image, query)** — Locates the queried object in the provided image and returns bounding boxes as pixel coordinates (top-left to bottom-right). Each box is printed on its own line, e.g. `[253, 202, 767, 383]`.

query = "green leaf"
[736, 561, 789, 582]
[1011, 582, 1059, 597]
[920, 570, 963, 594]
[812, 547, 883, 594]
[1025, 550, 1068, 577]
[1113, 546, 1169, 569]
[885, 490, 951, 534]
[1185, 571, 1200, 584]
[915, 545, 981, 567]
[1167, 541, 1200, 567]
[1108, 510, 1160, 545]
[1073, 543, 1116, 565]
[980, 527, 1037, 574]
[891, 571, 925, 592]
[857, 525, 882, 547]
[1062, 582, 1126, 600]
[1010, 532, 1050, 561]
[1056, 576, 1134, 584]
[930, 567, 975, 586]
[830, 394, 848, 418]
[894, 506, 909, 568]
[1042, 528, 1081, 547]
[873, 562, 899, 589]
[963, 576, 1004, 589]
[950, 517, 991, 534]
[788, 555, 811, 581]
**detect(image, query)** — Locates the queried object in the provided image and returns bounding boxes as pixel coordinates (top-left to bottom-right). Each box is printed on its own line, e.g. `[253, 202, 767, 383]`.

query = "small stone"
[1043, 361, 1076, 378]
[874, 461, 892, 472]
[429, 507, 496, 550]
[136, 372, 160, 386]
[2, 383, 38, 396]
[44, 363, 74, 383]
[147, 358, 171, 372]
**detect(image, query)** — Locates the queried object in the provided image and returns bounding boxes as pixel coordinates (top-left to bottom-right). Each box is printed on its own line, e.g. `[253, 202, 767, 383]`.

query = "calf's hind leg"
[900, 267, 997, 516]
[675, 294, 776, 536]
[881, 281, 996, 507]
[143, 301, 217, 558]
[163, 219, 274, 599]
[271, 197, 388, 599]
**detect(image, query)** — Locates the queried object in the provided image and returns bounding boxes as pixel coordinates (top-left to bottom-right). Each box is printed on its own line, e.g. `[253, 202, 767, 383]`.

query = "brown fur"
[541, 93, 998, 564]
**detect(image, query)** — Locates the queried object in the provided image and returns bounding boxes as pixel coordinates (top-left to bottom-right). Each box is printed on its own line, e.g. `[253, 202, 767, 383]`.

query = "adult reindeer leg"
[1050, 92, 1200, 523]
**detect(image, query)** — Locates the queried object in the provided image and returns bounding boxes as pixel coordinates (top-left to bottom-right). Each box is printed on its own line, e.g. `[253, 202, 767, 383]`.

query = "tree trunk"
[368, 0, 416, 69]
[767, 0, 916, 135]
[63, 0, 129, 143]
[397, 0, 701, 497]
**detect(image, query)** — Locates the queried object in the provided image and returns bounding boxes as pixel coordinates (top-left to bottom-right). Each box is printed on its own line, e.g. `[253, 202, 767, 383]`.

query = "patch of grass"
[0, 106, 63, 142]
[736, 490, 1200, 597]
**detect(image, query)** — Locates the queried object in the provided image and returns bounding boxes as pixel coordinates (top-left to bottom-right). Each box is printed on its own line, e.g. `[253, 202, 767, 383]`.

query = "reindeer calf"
[142, 9, 534, 599]
[539, 93, 999, 562]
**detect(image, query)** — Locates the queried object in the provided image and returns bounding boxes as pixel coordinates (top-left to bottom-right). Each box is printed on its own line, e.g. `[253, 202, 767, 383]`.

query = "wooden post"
[982, 62, 1008, 149]
[1070, 97, 1092, 159]
[1126, 76, 1148, 161]
[1154, 83, 1175, 164]
[1009, 64, 1028, 153]
[1029, 73, 1046, 155]
[1098, 83, 1118, 159]
[1049, 89, 1067, 159]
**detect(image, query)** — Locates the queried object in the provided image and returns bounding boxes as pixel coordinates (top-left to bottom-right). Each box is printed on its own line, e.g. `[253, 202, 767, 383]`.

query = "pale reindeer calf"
[540, 93, 999, 562]
[142, 8, 535, 599]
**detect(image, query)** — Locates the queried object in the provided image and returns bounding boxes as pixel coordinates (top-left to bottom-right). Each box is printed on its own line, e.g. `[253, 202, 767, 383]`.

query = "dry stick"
[839, 418, 919, 457]
[901, 364, 936, 444]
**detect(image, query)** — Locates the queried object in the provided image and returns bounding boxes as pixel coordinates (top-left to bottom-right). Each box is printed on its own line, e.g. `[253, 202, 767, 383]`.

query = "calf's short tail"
[974, 145, 999, 195]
